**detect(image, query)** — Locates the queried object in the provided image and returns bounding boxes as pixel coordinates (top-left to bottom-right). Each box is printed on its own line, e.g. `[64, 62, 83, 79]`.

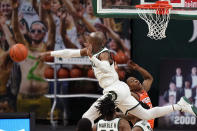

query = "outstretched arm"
[32, 0, 39, 14]
[11, 0, 29, 46]
[0, 15, 15, 46]
[39, 47, 88, 60]
[59, 10, 78, 49]
[37, 0, 49, 25]
[0, 14, 15, 66]
[45, 8, 56, 50]
[127, 60, 153, 92]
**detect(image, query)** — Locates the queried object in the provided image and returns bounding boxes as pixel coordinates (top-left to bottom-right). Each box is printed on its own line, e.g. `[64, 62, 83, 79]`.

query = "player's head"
[76, 118, 92, 131]
[86, 31, 106, 47]
[126, 77, 142, 92]
[96, 94, 117, 120]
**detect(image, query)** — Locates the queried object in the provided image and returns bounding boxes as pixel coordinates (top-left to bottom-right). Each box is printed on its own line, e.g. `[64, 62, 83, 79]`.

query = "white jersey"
[92, 48, 119, 89]
[97, 118, 120, 131]
[133, 120, 153, 131]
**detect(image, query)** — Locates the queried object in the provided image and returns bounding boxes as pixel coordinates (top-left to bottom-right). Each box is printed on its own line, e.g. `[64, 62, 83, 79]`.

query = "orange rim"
[136, 1, 172, 10]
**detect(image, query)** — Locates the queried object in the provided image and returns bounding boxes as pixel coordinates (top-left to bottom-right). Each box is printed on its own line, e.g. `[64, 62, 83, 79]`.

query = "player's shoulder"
[119, 118, 130, 127]
[131, 92, 140, 101]
[138, 89, 148, 95]
[119, 118, 132, 131]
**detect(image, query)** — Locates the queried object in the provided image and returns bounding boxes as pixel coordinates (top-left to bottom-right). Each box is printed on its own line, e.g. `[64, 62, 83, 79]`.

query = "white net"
[137, 8, 171, 40]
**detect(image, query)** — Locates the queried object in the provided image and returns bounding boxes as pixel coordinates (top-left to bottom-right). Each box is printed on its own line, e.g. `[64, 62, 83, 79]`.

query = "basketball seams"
[9, 44, 28, 62]
[16, 44, 25, 61]
[10, 45, 19, 62]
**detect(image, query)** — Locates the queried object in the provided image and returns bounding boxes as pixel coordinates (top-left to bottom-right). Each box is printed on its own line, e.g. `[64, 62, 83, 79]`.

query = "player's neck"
[104, 115, 115, 121]
[132, 88, 142, 93]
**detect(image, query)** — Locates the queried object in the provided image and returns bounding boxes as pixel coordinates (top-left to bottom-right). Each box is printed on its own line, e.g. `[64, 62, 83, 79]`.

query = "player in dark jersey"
[126, 60, 154, 131]
[117, 60, 154, 131]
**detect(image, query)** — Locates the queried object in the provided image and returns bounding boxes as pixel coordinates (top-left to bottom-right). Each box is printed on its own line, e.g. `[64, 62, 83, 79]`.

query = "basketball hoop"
[136, 1, 172, 40]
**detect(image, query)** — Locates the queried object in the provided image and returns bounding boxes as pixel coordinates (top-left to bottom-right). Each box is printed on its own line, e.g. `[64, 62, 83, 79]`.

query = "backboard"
[92, 0, 197, 19]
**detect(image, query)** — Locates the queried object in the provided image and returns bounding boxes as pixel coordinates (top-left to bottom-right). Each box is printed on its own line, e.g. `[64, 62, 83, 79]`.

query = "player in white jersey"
[40, 31, 197, 126]
[92, 94, 131, 131]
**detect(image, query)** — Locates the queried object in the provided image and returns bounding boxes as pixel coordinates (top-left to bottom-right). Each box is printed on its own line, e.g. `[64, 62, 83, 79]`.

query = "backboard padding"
[93, 0, 197, 20]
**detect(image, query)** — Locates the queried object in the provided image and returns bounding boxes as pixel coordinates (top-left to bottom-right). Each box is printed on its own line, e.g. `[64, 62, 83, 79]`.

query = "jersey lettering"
[97, 118, 119, 131]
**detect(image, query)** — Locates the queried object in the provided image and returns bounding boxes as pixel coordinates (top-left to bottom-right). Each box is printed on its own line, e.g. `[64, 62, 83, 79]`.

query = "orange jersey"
[137, 90, 154, 129]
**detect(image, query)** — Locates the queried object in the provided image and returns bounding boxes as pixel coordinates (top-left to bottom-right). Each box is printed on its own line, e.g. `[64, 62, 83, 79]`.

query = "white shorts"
[82, 80, 139, 125]
[103, 80, 139, 114]
[133, 120, 153, 131]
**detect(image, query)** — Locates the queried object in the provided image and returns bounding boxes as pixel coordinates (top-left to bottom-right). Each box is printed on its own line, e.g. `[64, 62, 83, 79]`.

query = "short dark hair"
[76, 118, 92, 131]
[95, 94, 117, 119]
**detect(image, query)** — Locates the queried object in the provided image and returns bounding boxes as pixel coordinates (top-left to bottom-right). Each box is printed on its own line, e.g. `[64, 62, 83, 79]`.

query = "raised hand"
[0, 13, 7, 25]
[12, 0, 19, 9]
[127, 60, 139, 70]
[95, 23, 109, 33]
[76, 4, 85, 19]
[86, 43, 93, 58]
[59, 8, 68, 20]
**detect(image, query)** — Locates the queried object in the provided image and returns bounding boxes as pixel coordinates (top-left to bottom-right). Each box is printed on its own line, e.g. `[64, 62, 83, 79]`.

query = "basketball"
[87, 68, 95, 78]
[9, 44, 28, 62]
[57, 68, 70, 78]
[70, 68, 82, 78]
[114, 51, 128, 64]
[44, 67, 54, 79]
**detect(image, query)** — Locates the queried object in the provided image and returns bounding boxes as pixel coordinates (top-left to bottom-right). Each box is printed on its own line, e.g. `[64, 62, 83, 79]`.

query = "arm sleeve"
[51, 49, 81, 58]
[89, 56, 111, 73]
